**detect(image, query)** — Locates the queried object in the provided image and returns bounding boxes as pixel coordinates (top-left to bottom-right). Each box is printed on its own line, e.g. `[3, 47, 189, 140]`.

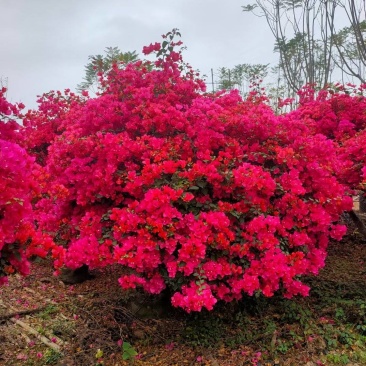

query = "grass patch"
[38, 304, 59, 320]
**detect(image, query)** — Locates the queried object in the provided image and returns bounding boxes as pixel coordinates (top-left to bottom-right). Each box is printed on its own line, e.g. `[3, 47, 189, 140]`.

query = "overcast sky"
[0, 0, 276, 109]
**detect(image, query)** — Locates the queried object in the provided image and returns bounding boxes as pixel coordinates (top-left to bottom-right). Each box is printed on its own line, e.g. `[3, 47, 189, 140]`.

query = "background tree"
[243, 0, 336, 96]
[77, 47, 139, 93]
[326, 0, 366, 83]
[243, 0, 366, 95]
[217, 63, 269, 95]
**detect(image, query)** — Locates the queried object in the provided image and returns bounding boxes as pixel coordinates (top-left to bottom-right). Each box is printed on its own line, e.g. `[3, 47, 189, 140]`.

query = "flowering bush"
[27, 31, 355, 312]
[0, 87, 24, 144]
[2, 31, 364, 310]
[21, 89, 87, 166]
[291, 83, 366, 193]
[0, 89, 54, 285]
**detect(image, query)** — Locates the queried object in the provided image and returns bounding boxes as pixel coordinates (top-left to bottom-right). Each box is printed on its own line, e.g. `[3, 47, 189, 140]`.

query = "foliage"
[243, 0, 366, 97]
[39, 304, 59, 320]
[77, 47, 139, 93]
[122, 341, 138, 360]
[328, 2, 366, 83]
[243, 0, 336, 95]
[182, 312, 225, 347]
[44, 349, 62, 364]
[216, 63, 269, 94]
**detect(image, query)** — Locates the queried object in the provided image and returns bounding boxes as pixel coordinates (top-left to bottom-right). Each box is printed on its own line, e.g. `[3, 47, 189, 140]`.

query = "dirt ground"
[1, 214, 366, 366]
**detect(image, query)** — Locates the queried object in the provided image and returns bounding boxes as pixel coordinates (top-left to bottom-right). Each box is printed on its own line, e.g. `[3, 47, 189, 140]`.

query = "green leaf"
[122, 342, 138, 360]
[95, 349, 103, 359]
[196, 180, 207, 188]
[188, 186, 199, 190]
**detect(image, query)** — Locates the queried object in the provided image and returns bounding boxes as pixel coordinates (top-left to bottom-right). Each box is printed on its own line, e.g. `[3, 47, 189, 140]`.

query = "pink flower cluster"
[142, 42, 161, 55]
[0, 89, 53, 284]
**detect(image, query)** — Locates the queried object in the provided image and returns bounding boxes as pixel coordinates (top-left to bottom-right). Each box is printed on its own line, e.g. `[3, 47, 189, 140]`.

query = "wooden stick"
[8, 317, 62, 353]
[0, 306, 47, 321]
[0, 299, 63, 353]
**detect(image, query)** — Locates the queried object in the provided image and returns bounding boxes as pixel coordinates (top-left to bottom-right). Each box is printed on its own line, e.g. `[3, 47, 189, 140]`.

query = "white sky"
[0, 0, 276, 109]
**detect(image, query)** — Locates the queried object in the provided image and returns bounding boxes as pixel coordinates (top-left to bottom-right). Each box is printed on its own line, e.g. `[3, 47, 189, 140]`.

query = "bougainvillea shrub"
[31, 32, 355, 312]
[0, 89, 54, 285]
[290, 83, 366, 193]
[21, 89, 87, 166]
[0, 87, 24, 144]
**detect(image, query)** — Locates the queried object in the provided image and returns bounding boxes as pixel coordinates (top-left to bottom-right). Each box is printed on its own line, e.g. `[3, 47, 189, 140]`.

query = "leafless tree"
[243, 0, 336, 95]
[326, 0, 366, 83]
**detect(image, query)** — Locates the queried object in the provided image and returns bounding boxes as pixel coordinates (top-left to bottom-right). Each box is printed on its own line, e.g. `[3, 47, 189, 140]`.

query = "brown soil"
[1, 226, 366, 366]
